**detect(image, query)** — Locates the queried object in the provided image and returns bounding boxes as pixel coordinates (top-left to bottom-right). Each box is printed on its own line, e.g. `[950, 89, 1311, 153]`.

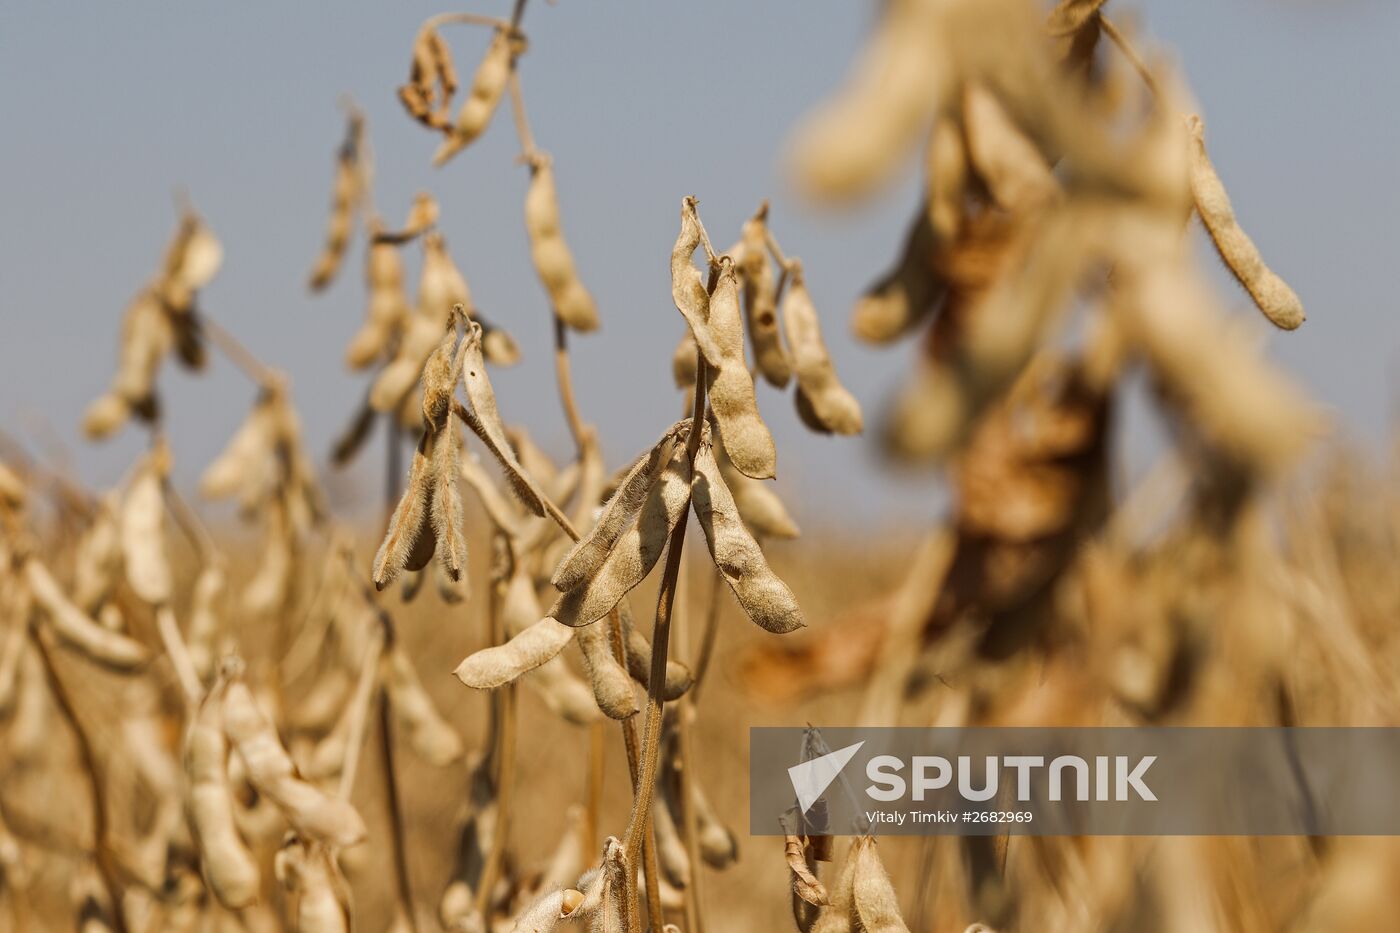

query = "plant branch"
[1098, 13, 1160, 98]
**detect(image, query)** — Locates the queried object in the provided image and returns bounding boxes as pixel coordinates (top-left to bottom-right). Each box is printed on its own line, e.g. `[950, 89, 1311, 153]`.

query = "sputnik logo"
[788, 741, 864, 814]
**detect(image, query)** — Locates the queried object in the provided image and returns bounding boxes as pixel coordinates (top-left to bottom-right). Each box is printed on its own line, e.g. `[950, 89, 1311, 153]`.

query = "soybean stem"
[1098, 14, 1160, 98]
[621, 348, 708, 920]
[378, 671, 419, 933]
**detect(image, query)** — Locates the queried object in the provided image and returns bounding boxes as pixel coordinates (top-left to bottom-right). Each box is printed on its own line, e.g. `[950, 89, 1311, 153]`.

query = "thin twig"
[508, 70, 540, 164]
[336, 621, 386, 801]
[1098, 13, 1160, 98]
[689, 567, 725, 704]
[378, 675, 419, 932]
[621, 347, 708, 924]
[199, 313, 278, 387]
[553, 316, 588, 455]
[676, 703, 706, 933]
[476, 543, 518, 923]
[423, 11, 515, 33]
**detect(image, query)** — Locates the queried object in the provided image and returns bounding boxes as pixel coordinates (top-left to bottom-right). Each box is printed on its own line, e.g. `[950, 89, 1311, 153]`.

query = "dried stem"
[621, 349, 708, 925]
[689, 566, 725, 704]
[423, 11, 514, 33]
[584, 720, 605, 854]
[27, 626, 128, 933]
[199, 312, 278, 388]
[553, 316, 588, 455]
[1098, 14, 1160, 98]
[676, 701, 706, 933]
[507, 70, 539, 164]
[336, 621, 386, 800]
[377, 668, 419, 932]
[476, 558, 519, 923]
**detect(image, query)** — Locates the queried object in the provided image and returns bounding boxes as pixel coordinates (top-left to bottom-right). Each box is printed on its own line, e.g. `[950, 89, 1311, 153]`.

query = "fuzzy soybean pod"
[308, 114, 364, 292]
[24, 559, 151, 671]
[618, 602, 693, 700]
[121, 455, 174, 605]
[184, 680, 260, 910]
[527, 654, 605, 726]
[383, 642, 465, 766]
[187, 561, 226, 680]
[552, 431, 676, 591]
[221, 677, 367, 848]
[706, 257, 778, 479]
[784, 267, 864, 436]
[850, 838, 910, 932]
[927, 113, 968, 243]
[715, 428, 799, 540]
[1186, 114, 1305, 330]
[457, 318, 549, 515]
[671, 198, 724, 367]
[961, 83, 1060, 214]
[786, 0, 948, 202]
[574, 615, 639, 719]
[690, 444, 803, 634]
[84, 291, 173, 438]
[275, 840, 350, 933]
[373, 325, 467, 588]
[737, 209, 792, 387]
[809, 840, 858, 933]
[434, 28, 516, 166]
[853, 208, 944, 345]
[455, 617, 575, 689]
[550, 438, 693, 628]
[346, 234, 410, 369]
[72, 494, 123, 612]
[525, 153, 600, 332]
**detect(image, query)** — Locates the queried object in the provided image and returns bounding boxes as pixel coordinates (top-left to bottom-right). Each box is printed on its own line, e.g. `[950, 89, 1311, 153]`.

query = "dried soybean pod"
[308, 112, 364, 292]
[511, 888, 573, 932]
[1047, 0, 1109, 36]
[455, 617, 576, 688]
[527, 654, 605, 726]
[927, 113, 968, 242]
[787, 0, 948, 202]
[809, 838, 857, 933]
[618, 603, 693, 700]
[419, 233, 475, 325]
[691, 443, 803, 634]
[671, 197, 724, 367]
[187, 561, 226, 680]
[715, 431, 799, 539]
[652, 788, 691, 888]
[24, 559, 151, 671]
[472, 311, 522, 367]
[121, 451, 174, 604]
[737, 206, 792, 387]
[373, 430, 437, 590]
[275, 840, 350, 933]
[784, 267, 863, 436]
[457, 318, 549, 515]
[525, 152, 600, 332]
[459, 451, 523, 539]
[691, 778, 738, 868]
[184, 678, 259, 910]
[374, 324, 461, 589]
[705, 257, 778, 479]
[346, 233, 410, 369]
[853, 208, 944, 345]
[550, 439, 693, 628]
[434, 28, 516, 166]
[850, 838, 909, 933]
[575, 617, 639, 719]
[779, 810, 828, 908]
[383, 642, 465, 766]
[962, 83, 1060, 214]
[552, 430, 675, 591]
[1186, 114, 1305, 330]
[222, 675, 367, 848]
[672, 331, 699, 389]
[72, 494, 123, 612]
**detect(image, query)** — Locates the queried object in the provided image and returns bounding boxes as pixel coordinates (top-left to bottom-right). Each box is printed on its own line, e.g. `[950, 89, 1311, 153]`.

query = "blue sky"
[2, 1, 1396, 527]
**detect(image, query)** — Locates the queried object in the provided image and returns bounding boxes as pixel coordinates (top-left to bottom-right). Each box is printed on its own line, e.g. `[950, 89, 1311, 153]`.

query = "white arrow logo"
[788, 741, 865, 814]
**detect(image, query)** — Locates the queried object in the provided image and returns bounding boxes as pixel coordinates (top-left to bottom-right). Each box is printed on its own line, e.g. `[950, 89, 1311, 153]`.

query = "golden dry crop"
[3, 2, 1394, 932]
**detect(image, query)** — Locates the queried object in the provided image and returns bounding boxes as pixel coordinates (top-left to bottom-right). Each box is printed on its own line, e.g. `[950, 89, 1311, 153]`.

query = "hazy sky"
[2, 1, 1397, 528]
